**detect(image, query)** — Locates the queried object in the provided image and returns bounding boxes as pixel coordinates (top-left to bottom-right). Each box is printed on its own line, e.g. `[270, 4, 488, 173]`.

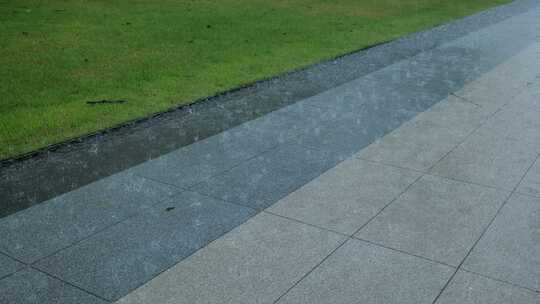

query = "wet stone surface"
[2, 1, 540, 303]
[1, 0, 536, 217]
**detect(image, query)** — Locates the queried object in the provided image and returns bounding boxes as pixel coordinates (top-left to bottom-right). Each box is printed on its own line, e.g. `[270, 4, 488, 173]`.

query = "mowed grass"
[1, 0, 510, 159]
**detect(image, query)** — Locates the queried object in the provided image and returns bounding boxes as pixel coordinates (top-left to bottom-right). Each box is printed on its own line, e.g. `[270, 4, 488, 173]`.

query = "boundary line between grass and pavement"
[0, 39, 391, 167]
[1, 0, 538, 218]
[0, 0, 533, 166]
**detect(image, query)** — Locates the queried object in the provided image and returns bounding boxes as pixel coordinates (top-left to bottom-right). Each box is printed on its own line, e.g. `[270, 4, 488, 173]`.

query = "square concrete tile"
[299, 74, 374, 112]
[293, 107, 409, 160]
[301, 74, 407, 115]
[504, 86, 540, 143]
[294, 67, 446, 159]
[453, 42, 540, 111]
[0, 268, 107, 304]
[115, 212, 346, 304]
[34, 191, 256, 301]
[364, 46, 484, 104]
[277, 239, 454, 304]
[191, 144, 340, 210]
[430, 114, 539, 190]
[453, 69, 518, 112]
[284, 102, 388, 160]
[484, 100, 540, 149]
[399, 95, 488, 132]
[356, 175, 508, 266]
[129, 137, 261, 190]
[517, 159, 540, 197]
[446, 8, 540, 59]
[281, 98, 409, 161]
[269, 158, 421, 235]
[228, 107, 305, 146]
[359, 71, 443, 115]
[294, 120, 378, 160]
[0, 253, 24, 279]
[357, 95, 488, 171]
[463, 194, 540, 291]
[283, 97, 412, 161]
[130, 110, 297, 189]
[0, 172, 180, 263]
[307, 43, 484, 115]
[284, 100, 353, 126]
[435, 271, 540, 304]
[298, 66, 446, 157]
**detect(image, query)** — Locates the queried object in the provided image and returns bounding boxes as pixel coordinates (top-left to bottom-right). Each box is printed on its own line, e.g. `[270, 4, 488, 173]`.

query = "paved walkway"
[2, 1, 540, 303]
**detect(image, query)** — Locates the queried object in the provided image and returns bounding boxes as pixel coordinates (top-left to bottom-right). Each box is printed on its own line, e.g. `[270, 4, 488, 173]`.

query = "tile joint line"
[450, 92, 482, 107]
[31, 266, 112, 303]
[430, 150, 540, 303]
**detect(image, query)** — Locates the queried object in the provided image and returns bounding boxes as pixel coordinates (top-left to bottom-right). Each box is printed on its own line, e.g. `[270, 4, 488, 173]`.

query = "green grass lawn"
[1, 0, 509, 159]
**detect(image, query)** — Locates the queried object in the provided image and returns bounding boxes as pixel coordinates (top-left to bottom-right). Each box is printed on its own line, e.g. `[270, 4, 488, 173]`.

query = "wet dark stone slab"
[34, 191, 256, 301]
[0, 253, 24, 279]
[191, 144, 345, 210]
[0, 268, 108, 304]
[0, 172, 181, 263]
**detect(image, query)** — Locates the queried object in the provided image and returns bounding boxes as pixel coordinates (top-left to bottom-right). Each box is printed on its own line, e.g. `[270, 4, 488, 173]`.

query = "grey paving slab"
[115, 212, 346, 304]
[463, 8, 540, 64]
[430, 102, 540, 190]
[217, 105, 304, 147]
[363, 45, 490, 103]
[267, 102, 374, 160]
[453, 44, 540, 112]
[34, 191, 256, 301]
[191, 144, 341, 210]
[291, 99, 416, 159]
[129, 110, 298, 189]
[357, 95, 489, 171]
[278, 97, 411, 161]
[277, 239, 453, 304]
[0, 172, 180, 264]
[290, 79, 433, 159]
[268, 158, 421, 235]
[356, 175, 508, 266]
[493, 83, 540, 151]
[517, 158, 540, 197]
[481, 79, 540, 147]
[305, 44, 486, 115]
[445, 11, 540, 66]
[295, 52, 457, 151]
[0, 253, 24, 279]
[507, 99, 540, 145]
[0, 268, 107, 304]
[353, 42, 540, 174]
[297, 119, 387, 159]
[294, 41, 501, 160]
[463, 194, 540, 291]
[294, 7, 540, 164]
[435, 271, 540, 304]
[294, 72, 419, 124]
[508, 78, 540, 109]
